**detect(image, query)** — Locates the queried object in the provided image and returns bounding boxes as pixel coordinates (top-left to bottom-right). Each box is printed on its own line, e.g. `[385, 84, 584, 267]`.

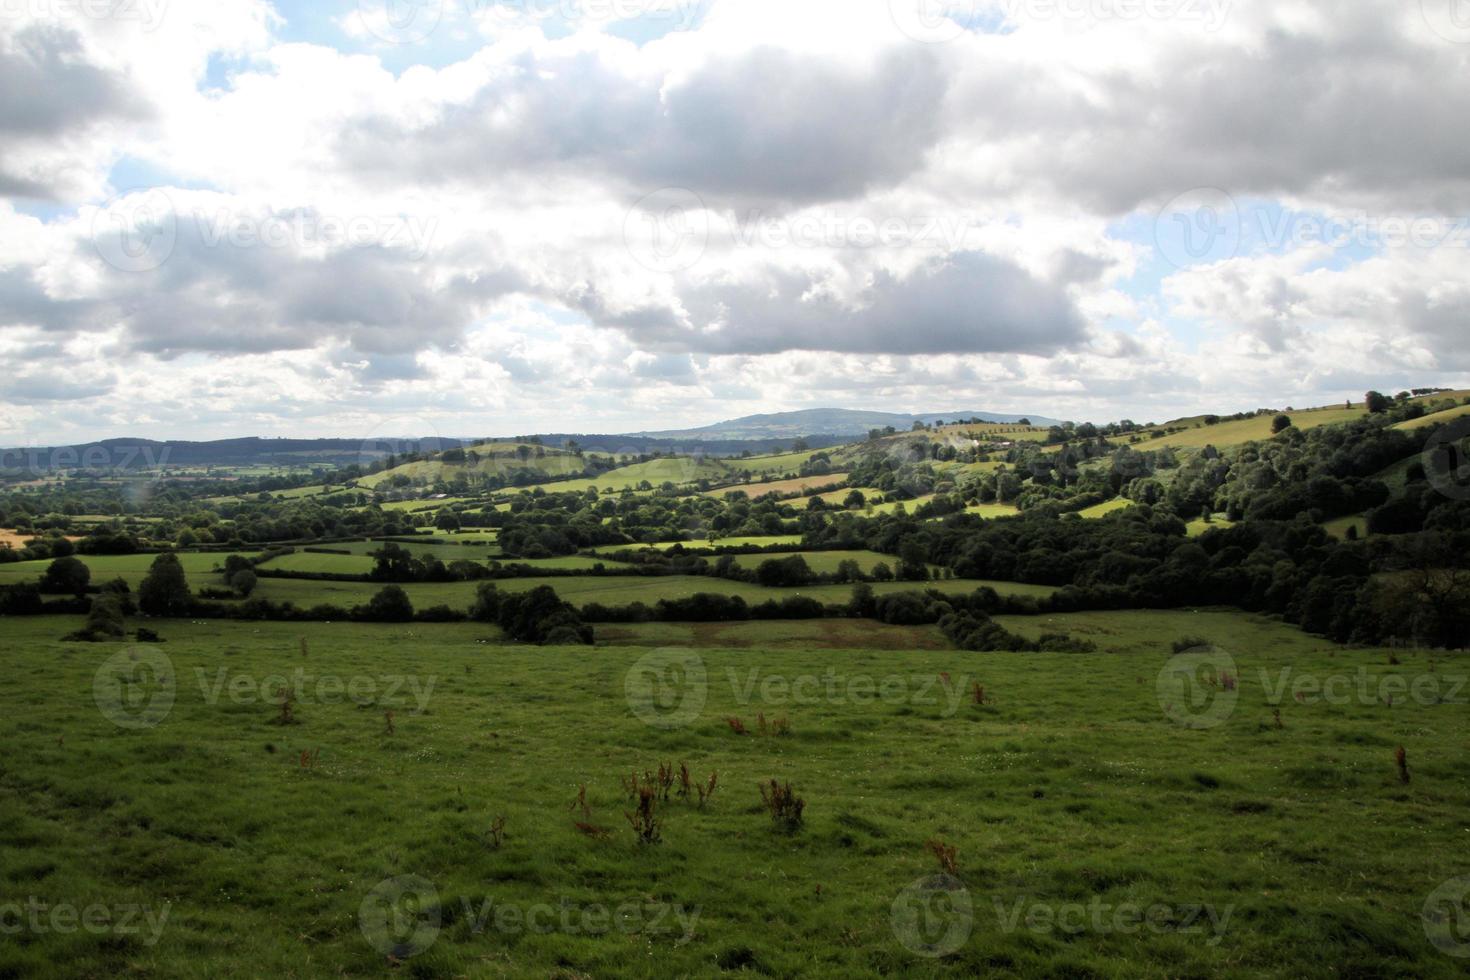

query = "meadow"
[1134, 405, 1368, 451]
[2, 611, 1468, 977]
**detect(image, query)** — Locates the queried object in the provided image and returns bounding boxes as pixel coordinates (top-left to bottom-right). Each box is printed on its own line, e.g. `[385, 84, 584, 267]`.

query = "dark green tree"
[138, 553, 192, 616]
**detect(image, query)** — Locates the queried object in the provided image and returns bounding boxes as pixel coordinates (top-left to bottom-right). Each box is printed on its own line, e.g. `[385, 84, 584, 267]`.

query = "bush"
[64, 593, 127, 642]
[138, 553, 192, 617]
[40, 556, 91, 596]
[357, 585, 414, 623]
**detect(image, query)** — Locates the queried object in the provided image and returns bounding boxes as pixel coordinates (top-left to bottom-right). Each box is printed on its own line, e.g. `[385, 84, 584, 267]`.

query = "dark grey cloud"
[1, 210, 525, 359]
[574, 251, 1087, 355]
[5, 374, 116, 402]
[0, 25, 147, 199]
[336, 45, 947, 208]
[946, 9, 1470, 214]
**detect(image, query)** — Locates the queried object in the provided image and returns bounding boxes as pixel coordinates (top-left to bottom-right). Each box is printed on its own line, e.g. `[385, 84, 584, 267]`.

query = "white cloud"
[1, 0, 1468, 442]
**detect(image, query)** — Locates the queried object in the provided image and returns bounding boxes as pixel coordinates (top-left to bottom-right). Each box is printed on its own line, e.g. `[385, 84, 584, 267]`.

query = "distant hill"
[632, 408, 1065, 441]
[0, 408, 1065, 474]
[0, 436, 468, 473]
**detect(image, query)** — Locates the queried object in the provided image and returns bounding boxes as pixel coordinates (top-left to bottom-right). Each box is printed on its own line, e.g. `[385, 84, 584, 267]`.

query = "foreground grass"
[1, 612, 1468, 977]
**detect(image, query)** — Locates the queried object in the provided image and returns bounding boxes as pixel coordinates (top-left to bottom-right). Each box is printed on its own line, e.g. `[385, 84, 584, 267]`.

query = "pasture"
[2, 611, 1467, 977]
[1135, 405, 1366, 451]
[707, 473, 849, 500]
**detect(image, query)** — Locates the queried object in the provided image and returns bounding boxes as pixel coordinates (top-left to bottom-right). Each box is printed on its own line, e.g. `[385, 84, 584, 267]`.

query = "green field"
[359, 443, 588, 489]
[0, 552, 250, 589]
[1077, 498, 1134, 519]
[1136, 405, 1367, 451]
[233, 574, 1055, 612]
[1396, 403, 1470, 432]
[2, 611, 1467, 976]
[718, 550, 905, 575]
[502, 457, 738, 496]
[589, 535, 805, 553]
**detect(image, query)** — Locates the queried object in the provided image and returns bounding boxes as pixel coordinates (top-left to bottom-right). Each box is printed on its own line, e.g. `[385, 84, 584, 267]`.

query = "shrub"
[926, 838, 959, 876]
[357, 585, 414, 623]
[138, 553, 192, 617]
[64, 593, 127, 642]
[40, 556, 90, 596]
[624, 786, 662, 844]
[759, 779, 805, 832]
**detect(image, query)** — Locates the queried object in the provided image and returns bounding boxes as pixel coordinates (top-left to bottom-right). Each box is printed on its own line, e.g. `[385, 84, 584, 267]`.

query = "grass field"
[1396, 403, 1470, 432]
[503, 457, 737, 496]
[1322, 515, 1369, 540]
[1186, 516, 1236, 537]
[0, 552, 251, 589]
[707, 473, 849, 500]
[595, 619, 952, 650]
[1077, 498, 1134, 519]
[2, 611, 1467, 977]
[233, 574, 1056, 611]
[260, 552, 607, 575]
[359, 443, 588, 489]
[723, 550, 934, 576]
[1135, 405, 1367, 451]
[589, 535, 805, 553]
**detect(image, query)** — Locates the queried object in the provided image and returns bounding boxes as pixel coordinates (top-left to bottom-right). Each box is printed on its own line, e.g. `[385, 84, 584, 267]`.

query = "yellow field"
[707, 472, 848, 499]
[359, 443, 588, 489]
[1077, 498, 1135, 518]
[1395, 402, 1470, 432]
[1135, 405, 1366, 450]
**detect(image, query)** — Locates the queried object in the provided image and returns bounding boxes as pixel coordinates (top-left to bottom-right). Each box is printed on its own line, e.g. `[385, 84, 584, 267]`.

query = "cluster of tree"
[470, 583, 593, 644]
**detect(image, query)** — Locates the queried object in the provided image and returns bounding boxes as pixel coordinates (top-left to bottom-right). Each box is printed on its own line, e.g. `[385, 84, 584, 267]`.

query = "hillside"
[633, 408, 1065, 440]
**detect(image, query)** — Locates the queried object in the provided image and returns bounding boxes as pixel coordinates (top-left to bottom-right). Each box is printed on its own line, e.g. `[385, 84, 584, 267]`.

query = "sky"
[1, 0, 1468, 445]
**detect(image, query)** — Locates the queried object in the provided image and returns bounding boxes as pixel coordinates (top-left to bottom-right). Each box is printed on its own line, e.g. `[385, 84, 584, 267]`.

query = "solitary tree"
[1272, 414, 1293, 433]
[230, 569, 258, 597]
[138, 553, 192, 616]
[41, 556, 91, 596]
[361, 585, 414, 622]
[1365, 390, 1391, 414]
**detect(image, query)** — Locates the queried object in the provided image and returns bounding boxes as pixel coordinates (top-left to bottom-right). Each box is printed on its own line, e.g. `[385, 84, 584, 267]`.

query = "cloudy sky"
[2, 0, 1468, 444]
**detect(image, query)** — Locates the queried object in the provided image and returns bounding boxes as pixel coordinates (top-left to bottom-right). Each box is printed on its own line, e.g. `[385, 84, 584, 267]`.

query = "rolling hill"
[632, 408, 1066, 440]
